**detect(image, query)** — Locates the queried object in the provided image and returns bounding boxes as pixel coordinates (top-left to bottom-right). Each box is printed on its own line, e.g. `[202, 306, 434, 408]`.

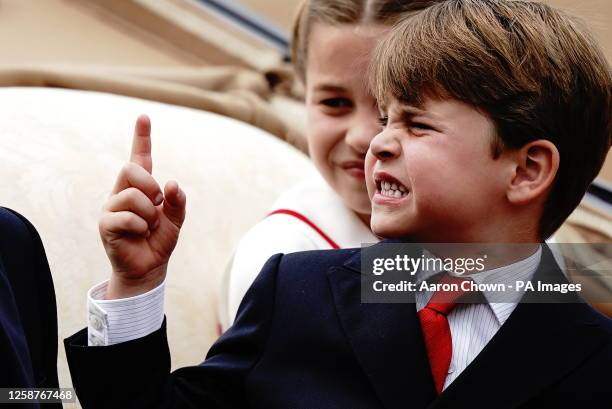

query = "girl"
[220, 0, 437, 328]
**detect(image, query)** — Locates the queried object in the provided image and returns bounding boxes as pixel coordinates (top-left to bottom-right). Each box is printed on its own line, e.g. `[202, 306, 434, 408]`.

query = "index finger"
[130, 114, 153, 174]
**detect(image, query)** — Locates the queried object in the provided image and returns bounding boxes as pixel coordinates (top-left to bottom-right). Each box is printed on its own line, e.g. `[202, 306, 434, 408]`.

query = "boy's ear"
[506, 140, 560, 206]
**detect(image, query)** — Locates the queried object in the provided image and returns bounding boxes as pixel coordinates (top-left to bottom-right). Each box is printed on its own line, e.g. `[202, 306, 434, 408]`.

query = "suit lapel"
[327, 241, 437, 409]
[429, 246, 609, 409]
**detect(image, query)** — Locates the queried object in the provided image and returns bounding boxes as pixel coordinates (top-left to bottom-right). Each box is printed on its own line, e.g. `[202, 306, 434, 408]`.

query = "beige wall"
[0, 0, 200, 66]
[238, 0, 301, 32]
[548, 0, 612, 182]
[0, 0, 285, 69]
[550, 0, 611, 61]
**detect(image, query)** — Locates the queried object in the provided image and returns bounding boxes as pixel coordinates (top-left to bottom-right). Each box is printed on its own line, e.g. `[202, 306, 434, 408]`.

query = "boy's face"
[365, 96, 510, 242]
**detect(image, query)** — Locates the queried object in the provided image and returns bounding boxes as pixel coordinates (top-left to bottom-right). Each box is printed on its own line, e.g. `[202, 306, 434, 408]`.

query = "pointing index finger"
[130, 114, 153, 174]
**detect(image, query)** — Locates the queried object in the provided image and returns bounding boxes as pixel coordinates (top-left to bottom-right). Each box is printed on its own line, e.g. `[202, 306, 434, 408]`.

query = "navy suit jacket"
[0, 207, 60, 408]
[65, 243, 611, 409]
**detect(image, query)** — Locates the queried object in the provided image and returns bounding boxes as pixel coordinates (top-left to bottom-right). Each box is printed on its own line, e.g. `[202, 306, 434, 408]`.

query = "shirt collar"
[470, 246, 541, 323]
[415, 246, 542, 325]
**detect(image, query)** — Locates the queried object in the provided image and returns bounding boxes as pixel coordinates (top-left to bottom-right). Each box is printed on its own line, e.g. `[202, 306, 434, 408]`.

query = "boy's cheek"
[365, 180, 375, 198]
[364, 154, 377, 196]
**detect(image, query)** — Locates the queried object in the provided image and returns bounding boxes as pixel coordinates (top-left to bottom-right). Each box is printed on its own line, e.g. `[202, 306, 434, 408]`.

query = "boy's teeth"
[380, 188, 408, 198]
[377, 178, 409, 198]
[379, 186, 408, 198]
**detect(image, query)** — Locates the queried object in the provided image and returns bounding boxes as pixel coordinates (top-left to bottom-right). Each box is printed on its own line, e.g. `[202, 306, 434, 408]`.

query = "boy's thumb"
[162, 181, 186, 228]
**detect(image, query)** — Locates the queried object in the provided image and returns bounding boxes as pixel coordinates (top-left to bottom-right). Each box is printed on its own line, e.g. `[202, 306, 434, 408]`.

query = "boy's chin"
[371, 216, 413, 239]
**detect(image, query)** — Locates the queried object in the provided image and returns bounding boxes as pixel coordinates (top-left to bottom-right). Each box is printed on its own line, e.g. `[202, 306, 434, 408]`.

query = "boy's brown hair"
[371, 0, 612, 239]
[291, 0, 442, 82]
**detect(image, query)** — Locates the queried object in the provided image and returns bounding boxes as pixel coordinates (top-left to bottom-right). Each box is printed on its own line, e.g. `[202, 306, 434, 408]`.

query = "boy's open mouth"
[375, 172, 409, 198]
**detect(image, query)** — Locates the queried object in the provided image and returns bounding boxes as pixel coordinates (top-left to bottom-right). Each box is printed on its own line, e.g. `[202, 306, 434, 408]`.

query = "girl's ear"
[506, 140, 560, 206]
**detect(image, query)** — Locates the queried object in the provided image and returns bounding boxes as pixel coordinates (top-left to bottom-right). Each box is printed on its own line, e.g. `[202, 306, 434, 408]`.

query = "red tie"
[417, 275, 467, 394]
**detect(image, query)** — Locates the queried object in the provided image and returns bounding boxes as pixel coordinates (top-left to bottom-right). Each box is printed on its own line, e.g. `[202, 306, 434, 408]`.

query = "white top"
[221, 176, 379, 328]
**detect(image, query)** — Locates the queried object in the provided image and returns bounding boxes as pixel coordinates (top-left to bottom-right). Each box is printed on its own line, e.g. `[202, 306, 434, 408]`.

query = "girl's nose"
[345, 115, 380, 155]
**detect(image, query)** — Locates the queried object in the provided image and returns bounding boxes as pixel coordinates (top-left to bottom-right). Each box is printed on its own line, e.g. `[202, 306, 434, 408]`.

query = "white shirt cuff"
[87, 280, 165, 346]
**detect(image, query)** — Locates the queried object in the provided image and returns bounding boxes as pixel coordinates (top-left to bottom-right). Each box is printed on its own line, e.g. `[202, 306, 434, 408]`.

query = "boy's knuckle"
[121, 162, 133, 175]
[126, 187, 141, 202]
[99, 215, 114, 231]
[144, 175, 158, 192]
[114, 211, 128, 223]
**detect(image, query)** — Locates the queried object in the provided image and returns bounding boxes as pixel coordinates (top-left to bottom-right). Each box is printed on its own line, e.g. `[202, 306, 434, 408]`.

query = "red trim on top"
[267, 209, 340, 249]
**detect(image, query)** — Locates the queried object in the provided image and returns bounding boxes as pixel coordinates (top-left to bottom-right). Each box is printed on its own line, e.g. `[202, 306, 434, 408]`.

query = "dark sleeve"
[0, 208, 59, 390]
[0, 250, 35, 385]
[64, 252, 282, 409]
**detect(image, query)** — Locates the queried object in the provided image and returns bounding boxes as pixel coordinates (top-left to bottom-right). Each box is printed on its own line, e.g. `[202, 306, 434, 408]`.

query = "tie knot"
[425, 301, 458, 316]
[425, 274, 468, 316]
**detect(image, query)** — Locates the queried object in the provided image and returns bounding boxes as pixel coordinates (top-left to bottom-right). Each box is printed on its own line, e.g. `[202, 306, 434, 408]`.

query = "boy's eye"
[320, 98, 353, 109]
[409, 121, 436, 132]
[411, 122, 433, 130]
[378, 116, 389, 127]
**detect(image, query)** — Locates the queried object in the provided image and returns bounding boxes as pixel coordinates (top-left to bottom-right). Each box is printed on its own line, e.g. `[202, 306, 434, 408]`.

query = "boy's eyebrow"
[398, 104, 428, 117]
[391, 103, 433, 120]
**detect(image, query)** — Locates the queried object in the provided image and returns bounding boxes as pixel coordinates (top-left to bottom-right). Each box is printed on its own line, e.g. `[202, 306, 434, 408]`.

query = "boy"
[65, 1, 611, 408]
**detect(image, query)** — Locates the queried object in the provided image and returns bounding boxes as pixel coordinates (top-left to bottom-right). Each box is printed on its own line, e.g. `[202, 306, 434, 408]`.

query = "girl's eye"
[378, 116, 389, 127]
[320, 98, 353, 109]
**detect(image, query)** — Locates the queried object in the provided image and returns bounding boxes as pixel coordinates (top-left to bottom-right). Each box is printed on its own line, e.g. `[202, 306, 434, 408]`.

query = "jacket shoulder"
[278, 247, 360, 275]
[269, 247, 360, 297]
[0, 207, 39, 241]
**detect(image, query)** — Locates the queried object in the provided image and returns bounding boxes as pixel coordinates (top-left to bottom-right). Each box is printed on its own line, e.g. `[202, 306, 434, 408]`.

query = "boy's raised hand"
[99, 115, 186, 299]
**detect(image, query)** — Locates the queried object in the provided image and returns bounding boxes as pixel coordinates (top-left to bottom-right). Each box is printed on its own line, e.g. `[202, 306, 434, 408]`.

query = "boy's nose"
[369, 130, 400, 161]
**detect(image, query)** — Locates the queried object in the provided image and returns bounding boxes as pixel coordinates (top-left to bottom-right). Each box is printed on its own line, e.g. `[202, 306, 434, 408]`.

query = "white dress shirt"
[88, 247, 542, 391]
[415, 246, 542, 390]
[87, 280, 165, 346]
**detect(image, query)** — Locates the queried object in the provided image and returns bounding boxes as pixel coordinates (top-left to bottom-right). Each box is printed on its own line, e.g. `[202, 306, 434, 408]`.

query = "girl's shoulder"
[266, 176, 379, 249]
[270, 176, 339, 209]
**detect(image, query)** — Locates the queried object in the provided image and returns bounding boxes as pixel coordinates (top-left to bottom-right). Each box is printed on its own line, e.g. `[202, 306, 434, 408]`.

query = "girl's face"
[305, 23, 386, 222]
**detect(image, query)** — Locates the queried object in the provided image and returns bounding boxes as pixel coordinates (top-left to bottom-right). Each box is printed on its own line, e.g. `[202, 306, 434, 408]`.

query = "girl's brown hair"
[291, 0, 440, 82]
